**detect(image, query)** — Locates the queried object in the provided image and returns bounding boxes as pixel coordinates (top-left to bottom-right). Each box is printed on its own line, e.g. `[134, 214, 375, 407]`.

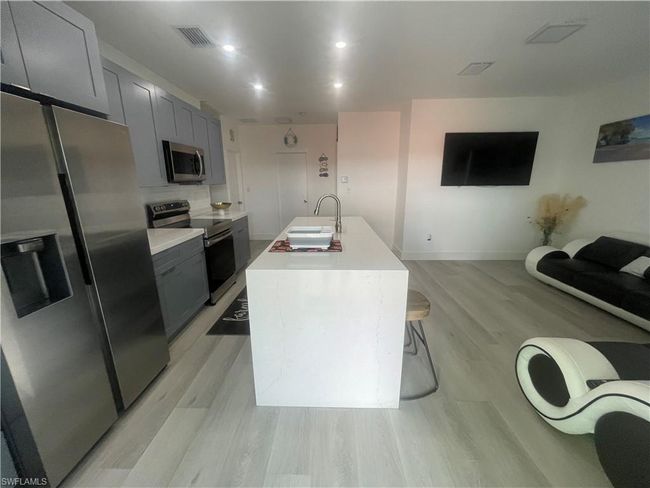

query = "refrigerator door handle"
[57, 173, 94, 286]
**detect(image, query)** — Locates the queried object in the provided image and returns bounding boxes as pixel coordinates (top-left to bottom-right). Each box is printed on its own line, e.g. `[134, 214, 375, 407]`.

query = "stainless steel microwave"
[162, 140, 206, 183]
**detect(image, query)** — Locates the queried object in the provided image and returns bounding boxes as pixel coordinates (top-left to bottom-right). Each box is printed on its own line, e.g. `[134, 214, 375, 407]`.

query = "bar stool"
[401, 289, 439, 400]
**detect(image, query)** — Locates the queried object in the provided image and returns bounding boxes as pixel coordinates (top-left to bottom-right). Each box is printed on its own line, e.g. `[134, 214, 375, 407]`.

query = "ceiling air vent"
[458, 62, 494, 76]
[274, 117, 293, 124]
[239, 118, 258, 124]
[174, 26, 215, 48]
[526, 23, 586, 44]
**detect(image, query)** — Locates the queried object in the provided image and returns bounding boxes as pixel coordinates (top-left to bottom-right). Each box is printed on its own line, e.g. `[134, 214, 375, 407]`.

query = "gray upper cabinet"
[5, 1, 108, 114]
[207, 118, 226, 185]
[102, 59, 227, 189]
[1, 2, 29, 88]
[153, 87, 178, 142]
[154, 89, 195, 145]
[175, 102, 195, 145]
[102, 59, 167, 187]
[122, 76, 166, 187]
[102, 64, 126, 125]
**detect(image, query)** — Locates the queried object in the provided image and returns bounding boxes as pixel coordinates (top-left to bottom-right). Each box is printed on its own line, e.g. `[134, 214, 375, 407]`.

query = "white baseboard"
[251, 233, 278, 241]
[391, 245, 404, 260]
[400, 251, 527, 261]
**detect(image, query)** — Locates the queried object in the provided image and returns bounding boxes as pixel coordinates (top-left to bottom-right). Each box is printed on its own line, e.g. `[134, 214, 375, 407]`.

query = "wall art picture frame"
[593, 114, 650, 163]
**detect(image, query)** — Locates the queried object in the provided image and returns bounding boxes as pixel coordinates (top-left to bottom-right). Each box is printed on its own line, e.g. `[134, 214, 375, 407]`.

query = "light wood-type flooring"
[63, 242, 650, 487]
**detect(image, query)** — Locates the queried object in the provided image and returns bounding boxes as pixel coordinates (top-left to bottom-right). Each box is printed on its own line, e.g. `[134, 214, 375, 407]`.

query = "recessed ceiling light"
[222, 44, 235, 52]
[335, 41, 347, 49]
[457, 62, 494, 76]
[253, 83, 264, 91]
[526, 23, 586, 44]
[333, 81, 343, 88]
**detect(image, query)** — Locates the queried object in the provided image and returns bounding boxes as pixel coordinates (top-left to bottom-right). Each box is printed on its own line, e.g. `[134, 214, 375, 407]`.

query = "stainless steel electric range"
[147, 200, 236, 304]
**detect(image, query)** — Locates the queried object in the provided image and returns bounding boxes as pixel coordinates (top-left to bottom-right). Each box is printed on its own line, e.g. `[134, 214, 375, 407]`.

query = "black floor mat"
[206, 287, 249, 335]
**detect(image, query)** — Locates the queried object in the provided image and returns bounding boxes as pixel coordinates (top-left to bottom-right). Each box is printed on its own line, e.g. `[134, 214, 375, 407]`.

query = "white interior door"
[276, 152, 308, 229]
[225, 150, 244, 209]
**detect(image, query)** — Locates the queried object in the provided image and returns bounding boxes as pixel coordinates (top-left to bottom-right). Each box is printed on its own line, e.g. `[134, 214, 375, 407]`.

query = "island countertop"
[248, 216, 405, 271]
[246, 215, 409, 409]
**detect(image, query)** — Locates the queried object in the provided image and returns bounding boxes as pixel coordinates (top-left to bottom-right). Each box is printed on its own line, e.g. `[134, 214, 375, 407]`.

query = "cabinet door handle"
[161, 265, 176, 276]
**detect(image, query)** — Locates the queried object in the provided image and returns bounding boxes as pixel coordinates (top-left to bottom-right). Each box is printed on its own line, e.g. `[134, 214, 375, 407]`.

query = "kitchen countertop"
[147, 228, 205, 255]
[247, 216, 405, 271]
[191, 207, 248, 222]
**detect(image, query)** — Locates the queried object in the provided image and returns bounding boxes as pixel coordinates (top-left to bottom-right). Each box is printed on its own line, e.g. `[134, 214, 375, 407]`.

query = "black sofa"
[525, 236, 650, 331]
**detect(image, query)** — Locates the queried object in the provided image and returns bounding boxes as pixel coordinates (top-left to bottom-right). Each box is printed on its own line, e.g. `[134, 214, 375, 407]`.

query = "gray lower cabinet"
[2, 1, 108, 114]
[153, 237, 209, 340]
[175, 101, 195, 145]
[233, 217, 251, 272]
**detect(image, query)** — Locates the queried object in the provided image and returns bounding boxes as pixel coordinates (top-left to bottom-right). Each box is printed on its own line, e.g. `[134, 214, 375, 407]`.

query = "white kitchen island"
[246, 216, 408, 408]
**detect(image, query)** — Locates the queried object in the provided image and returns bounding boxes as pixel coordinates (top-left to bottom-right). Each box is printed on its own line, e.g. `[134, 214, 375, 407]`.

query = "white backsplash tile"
[139, 185, 211, 212]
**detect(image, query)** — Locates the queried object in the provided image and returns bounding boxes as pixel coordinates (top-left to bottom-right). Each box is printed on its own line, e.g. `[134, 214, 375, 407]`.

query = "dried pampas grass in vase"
[529, 194, 587, 246]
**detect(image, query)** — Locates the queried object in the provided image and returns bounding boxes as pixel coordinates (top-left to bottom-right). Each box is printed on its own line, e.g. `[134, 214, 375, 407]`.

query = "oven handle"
[205, 231, 232, 247]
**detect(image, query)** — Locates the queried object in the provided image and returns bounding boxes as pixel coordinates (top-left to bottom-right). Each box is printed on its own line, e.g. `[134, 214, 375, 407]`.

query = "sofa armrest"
[518, 338, 619, 399]
[562, 238, 597, 258]
[525, 246, 567, 275]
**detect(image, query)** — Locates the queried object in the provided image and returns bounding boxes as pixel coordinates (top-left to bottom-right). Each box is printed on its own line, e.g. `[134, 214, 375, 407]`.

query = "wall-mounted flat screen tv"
[441, 132, 539, 186]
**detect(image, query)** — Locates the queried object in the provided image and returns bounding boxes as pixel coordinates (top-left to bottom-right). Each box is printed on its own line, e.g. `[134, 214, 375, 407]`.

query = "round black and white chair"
[516, 338, 650, 488]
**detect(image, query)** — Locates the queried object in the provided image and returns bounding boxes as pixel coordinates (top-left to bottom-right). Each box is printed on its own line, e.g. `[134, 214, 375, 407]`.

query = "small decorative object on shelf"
[283, 128, 298, 147]
[528, 194, 587, 246]
[318, 153, 329, 177]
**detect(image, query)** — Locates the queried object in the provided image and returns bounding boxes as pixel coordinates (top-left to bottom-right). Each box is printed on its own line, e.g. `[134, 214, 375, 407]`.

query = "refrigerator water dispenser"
[1, 234, 72, 318]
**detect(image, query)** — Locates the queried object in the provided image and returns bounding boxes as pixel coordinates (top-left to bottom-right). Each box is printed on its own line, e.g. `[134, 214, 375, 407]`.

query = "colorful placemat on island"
[269, 239, 343, 253]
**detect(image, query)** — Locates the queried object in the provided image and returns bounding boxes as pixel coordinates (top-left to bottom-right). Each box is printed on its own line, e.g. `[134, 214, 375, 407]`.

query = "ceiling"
[71, 1, 649, 124]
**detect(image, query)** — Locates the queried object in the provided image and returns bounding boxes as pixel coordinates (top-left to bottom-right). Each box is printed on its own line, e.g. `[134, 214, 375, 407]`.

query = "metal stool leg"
[404, 321, 418, 355]
[401, 319, 439, 401]
[403, 322, 413, 350]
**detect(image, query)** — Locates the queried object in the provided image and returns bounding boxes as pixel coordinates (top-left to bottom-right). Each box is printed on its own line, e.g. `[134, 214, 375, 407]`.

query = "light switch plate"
[340, 176, 349, 183]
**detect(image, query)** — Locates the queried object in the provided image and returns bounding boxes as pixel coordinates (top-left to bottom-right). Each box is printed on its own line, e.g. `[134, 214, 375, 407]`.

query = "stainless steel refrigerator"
[1, 92, 170, 486]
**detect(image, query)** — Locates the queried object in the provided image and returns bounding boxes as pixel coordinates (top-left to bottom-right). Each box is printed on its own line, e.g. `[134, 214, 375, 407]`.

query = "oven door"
[204, 229, 236, 303]
[163, 141, 206, 183]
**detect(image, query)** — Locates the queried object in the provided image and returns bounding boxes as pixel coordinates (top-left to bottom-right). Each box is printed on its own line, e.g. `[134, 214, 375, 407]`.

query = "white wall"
[560, 76, 650, 241]
[394, 103, 412, 253]
[239, 124, 338, 239]
[337, 112, 401, 246]
[400, 97, 569, 259]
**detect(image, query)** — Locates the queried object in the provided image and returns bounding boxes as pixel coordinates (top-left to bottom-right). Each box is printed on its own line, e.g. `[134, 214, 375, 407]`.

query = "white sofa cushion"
[621, 256, 650, 279]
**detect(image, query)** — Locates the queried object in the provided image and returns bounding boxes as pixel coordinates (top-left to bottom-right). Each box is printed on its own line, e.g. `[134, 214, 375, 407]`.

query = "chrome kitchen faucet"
[314, 193, 342, 233]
